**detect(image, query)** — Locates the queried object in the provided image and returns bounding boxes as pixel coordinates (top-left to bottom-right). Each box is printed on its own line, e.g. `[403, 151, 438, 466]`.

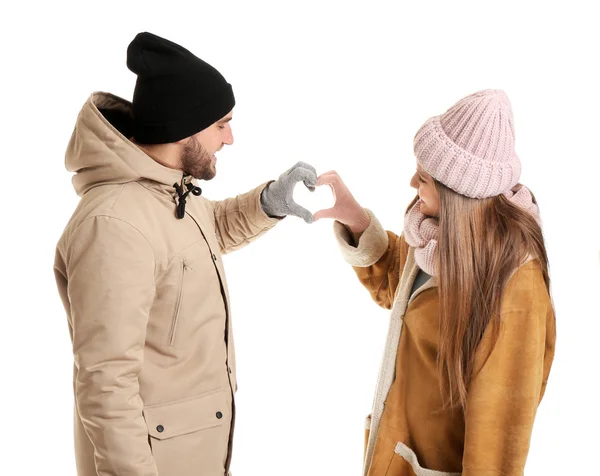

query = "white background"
[2, 0, 599, 474]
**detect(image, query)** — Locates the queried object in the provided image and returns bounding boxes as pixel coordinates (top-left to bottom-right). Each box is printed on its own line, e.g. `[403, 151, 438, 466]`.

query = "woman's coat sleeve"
[333, 209, 409, 310]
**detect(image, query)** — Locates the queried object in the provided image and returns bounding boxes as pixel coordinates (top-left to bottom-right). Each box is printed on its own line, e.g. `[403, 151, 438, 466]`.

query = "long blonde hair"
[412, 182, 551, 411]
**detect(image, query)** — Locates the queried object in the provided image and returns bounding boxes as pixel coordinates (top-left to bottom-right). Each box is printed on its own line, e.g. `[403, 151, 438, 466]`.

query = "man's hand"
[260, 161, 318, 223]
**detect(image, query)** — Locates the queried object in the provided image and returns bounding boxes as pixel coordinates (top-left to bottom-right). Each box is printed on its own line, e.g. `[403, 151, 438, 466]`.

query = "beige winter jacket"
[54, 92, 280, 476]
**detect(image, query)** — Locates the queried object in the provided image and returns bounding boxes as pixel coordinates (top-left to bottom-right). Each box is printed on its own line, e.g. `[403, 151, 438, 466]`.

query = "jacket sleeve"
[208, 181, 281, 254]
[333, 209, 409, 310]
[65, 216, 158, 476]
[462, 262, 556, 476]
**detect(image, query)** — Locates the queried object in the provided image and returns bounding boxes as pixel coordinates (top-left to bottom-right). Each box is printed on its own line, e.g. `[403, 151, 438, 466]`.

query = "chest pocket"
[167, 257, 192, 347]
[161, 240, 225, 349]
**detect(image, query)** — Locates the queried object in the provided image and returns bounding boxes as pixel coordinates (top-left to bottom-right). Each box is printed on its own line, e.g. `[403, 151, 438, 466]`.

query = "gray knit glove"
[260, 161, 318, 223]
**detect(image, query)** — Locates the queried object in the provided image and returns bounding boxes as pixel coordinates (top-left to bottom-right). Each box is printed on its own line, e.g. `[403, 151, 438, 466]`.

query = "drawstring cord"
[173, 174, 202, 219]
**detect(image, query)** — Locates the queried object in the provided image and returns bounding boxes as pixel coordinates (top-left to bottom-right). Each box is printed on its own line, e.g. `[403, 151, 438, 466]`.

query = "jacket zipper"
[168, 259, 188, 346]
[217, 267, 236, 474]
[182, 209, 236, 474]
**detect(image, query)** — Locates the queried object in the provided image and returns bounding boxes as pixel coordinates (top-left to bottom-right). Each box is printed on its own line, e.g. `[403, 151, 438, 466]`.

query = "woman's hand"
[313, 171, 371, 234]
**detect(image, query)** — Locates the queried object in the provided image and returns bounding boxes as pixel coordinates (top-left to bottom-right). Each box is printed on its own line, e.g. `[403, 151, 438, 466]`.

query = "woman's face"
[410, 163, 440, 217]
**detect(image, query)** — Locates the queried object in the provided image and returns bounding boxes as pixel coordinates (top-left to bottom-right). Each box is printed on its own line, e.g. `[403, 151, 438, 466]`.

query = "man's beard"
[180, 137, 216, 180]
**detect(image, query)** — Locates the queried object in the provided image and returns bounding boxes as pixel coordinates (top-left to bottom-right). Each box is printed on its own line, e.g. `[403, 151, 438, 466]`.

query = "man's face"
[179, 110, 234, 180]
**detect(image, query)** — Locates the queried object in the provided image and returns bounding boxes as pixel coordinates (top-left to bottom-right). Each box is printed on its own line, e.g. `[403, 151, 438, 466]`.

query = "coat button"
[156, 425, 164, 433]
[212, 253, 217, 261]
[216, 411, 223, 419]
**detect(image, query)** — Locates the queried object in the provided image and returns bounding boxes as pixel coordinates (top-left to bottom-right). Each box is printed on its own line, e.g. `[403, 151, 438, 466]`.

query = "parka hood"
[65, 92, 185, 197]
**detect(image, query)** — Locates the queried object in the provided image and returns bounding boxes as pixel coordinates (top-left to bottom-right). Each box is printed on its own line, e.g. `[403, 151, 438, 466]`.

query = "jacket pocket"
[167, 259, 190, 347]
[143, 388, 231, 476]
[386, 442, 461, 476]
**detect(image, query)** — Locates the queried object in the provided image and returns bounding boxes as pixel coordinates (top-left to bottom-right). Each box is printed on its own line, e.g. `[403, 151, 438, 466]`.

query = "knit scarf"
[403, 185, 541, 276]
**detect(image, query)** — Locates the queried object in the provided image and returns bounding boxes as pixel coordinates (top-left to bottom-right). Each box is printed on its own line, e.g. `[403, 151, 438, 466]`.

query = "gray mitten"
[260, 161, 318, 223]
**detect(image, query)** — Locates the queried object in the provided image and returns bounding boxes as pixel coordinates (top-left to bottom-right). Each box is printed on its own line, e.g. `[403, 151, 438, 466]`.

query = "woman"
[315, 90, 556, 475]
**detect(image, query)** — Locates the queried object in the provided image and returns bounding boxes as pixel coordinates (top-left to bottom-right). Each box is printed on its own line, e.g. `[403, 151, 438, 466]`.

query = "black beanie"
[126, 32, 235, 144]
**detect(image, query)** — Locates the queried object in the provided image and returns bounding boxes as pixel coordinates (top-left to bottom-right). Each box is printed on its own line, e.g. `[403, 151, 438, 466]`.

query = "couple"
[53, 32, 556, 476]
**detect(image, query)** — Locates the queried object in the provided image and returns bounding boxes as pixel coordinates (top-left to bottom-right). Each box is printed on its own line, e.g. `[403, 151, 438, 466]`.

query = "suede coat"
[334, 210, 556, 476]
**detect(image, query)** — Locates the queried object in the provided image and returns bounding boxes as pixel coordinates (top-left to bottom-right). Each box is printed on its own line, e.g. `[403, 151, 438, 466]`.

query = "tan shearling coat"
[334, 210, 556, 476]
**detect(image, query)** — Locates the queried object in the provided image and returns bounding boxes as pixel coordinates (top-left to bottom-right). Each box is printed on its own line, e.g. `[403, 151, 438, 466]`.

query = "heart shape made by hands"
[293, 181, 336, 215]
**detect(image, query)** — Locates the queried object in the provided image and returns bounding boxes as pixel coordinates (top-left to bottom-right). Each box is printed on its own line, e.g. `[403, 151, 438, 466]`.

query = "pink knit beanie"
[413, 89, 521, 198]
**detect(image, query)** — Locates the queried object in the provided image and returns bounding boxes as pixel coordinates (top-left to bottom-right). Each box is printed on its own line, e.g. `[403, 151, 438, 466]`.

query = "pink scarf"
[403, 185, 541, 276]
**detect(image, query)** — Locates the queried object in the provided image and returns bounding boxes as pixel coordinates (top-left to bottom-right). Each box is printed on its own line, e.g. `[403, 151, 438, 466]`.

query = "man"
[53, 32, 317, 476]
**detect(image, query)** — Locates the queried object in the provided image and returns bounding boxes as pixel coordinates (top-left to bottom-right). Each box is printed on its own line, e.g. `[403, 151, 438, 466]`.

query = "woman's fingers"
[313, 207, 339, 221]
[316, 171, 340, 186]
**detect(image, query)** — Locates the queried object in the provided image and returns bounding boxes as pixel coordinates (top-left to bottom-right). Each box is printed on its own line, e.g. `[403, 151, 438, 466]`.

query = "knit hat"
[126, 32, 235, 144]
[413, 89, 520, 199]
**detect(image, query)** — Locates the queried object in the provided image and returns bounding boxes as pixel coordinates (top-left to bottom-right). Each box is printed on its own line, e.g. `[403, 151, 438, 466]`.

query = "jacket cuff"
[333, 209, 388, 267]
[249, 181, 285, 228]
